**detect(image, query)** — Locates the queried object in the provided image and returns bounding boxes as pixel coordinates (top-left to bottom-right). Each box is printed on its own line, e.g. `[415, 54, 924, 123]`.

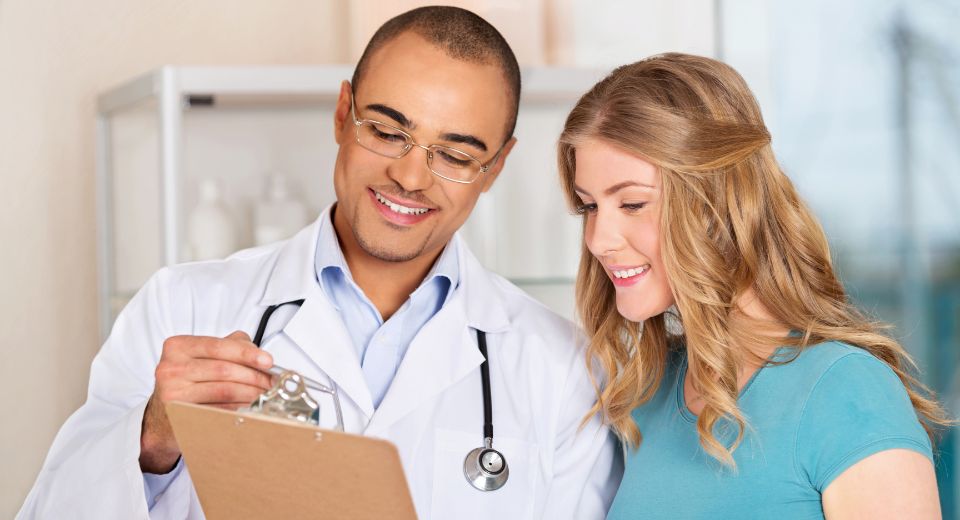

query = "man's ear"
[479, 136, 517, 193]
[333, 80, 352, 144]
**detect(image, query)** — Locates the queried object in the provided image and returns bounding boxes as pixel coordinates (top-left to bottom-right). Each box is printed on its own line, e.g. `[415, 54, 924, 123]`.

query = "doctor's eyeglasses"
[350, 95, 504, 184]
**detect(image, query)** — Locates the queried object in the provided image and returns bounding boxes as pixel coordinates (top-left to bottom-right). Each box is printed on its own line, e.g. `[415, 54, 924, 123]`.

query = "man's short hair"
[351, 5, 521, 143]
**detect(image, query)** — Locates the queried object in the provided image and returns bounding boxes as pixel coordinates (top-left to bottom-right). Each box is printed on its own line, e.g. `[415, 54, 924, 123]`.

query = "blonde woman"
[558, 53, 950, 518]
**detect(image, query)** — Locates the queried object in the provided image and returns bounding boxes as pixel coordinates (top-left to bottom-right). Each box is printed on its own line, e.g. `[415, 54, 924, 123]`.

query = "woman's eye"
[621, 202, 647, 212]
[574, 203, 598, 215]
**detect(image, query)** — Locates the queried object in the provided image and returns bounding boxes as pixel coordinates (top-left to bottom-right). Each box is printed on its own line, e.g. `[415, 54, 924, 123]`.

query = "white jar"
[187, 178, 239, 261]
[254, 173, 309, 246]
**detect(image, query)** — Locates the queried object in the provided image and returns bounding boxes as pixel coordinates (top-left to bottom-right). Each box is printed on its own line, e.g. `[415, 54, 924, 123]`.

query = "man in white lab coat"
[20, 6, 621, 519]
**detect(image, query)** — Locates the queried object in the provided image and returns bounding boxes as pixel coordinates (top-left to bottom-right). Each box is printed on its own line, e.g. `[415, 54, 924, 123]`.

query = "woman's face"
[573, 139, 675, 322]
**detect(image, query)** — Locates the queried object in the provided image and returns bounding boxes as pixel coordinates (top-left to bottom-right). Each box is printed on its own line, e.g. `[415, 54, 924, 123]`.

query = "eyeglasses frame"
[349, 94, 506, 185]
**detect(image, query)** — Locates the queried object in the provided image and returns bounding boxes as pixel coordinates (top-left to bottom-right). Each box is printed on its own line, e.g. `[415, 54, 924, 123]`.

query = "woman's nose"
[585, 209, 625, 258]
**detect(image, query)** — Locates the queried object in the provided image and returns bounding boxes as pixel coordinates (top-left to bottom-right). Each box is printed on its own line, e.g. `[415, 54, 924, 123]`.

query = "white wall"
[0, 1, 347, 516]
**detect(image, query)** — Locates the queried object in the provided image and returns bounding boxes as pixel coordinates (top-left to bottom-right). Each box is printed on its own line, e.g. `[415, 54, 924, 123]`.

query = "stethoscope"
[253, 299, 509, 492]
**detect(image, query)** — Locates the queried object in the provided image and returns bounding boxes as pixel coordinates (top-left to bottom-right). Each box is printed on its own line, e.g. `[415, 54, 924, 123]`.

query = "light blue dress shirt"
[144, 212, 458, 509]
[314, 210, 459, 409]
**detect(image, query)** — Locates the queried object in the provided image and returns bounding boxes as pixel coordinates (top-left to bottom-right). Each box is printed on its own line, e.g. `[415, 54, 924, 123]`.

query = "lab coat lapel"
[364, 293, 480, 436]
[283, 283, 375, 418]
[364, 235, 511, 436]
[258, 207, 375, 419]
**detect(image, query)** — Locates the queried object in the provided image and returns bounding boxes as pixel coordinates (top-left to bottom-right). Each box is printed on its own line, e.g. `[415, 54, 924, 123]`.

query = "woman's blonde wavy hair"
[558, 53, 950, 466]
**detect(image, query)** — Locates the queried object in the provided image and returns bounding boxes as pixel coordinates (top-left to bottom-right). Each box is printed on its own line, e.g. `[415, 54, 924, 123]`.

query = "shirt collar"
[314, 206, 459, 307]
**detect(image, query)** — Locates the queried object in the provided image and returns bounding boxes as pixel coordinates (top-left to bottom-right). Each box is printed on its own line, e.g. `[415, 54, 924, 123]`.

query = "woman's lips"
[608, 265, 650, 287]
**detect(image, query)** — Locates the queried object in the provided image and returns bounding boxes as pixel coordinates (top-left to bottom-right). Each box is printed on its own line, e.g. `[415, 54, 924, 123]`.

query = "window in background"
[719, 0, 960, 515]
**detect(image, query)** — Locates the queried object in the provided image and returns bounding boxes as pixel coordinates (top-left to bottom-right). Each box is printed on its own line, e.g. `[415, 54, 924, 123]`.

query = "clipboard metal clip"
[242, 370, 344, 430]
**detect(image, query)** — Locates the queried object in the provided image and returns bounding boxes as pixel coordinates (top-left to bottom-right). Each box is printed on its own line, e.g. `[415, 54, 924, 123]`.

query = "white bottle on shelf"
[254, 173, 309, 246]
[187, 178, 239, 261]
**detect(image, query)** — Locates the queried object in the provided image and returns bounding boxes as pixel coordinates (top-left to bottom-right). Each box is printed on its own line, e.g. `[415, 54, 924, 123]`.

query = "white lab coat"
[19, 210, 622, 519]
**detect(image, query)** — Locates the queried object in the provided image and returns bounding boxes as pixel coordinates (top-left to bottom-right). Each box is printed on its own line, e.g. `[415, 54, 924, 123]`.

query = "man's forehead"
[355, 35, 511, 142]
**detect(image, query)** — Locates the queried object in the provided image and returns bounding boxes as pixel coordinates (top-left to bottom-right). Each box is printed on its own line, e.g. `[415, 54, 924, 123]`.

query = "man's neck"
[332, 208, 444, 321]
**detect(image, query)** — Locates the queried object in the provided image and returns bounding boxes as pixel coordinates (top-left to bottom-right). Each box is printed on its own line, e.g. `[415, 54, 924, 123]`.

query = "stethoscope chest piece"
[464, 439, 509, 491]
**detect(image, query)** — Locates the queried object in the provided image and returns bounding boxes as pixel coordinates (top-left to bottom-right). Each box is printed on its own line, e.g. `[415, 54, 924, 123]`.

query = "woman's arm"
[822, 448, 940, 520]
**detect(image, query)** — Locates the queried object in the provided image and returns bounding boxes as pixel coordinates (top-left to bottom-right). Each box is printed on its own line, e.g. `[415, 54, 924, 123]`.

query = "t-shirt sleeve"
[795, 352, 932, 492]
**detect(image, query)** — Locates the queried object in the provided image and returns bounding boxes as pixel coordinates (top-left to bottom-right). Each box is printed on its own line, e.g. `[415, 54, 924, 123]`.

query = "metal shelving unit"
[96, 65, 608, 339]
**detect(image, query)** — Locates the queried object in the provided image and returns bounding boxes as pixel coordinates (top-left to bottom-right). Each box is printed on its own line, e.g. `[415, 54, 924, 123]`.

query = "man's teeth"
[613, 266, 649, 279]
[375, 192, 429, 215]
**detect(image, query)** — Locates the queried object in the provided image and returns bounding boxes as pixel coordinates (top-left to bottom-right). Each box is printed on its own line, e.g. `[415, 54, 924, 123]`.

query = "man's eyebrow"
[366, 104, 414, 129]
[364, 103, 489, 153]
[439, 132, 488, 153]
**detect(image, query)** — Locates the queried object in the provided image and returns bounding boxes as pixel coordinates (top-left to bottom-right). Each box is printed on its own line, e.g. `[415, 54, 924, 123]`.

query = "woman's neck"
[683, 288, 791, 413]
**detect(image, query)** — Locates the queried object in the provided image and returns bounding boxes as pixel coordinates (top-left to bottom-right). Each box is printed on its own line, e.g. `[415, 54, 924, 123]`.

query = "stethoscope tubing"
[476, 329, 496, 444]
[253, 298, 507, 490]
[252, 299, 304, 347]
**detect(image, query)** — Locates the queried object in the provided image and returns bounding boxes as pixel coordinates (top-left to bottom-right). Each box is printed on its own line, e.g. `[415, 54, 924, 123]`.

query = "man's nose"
[387, 145, 435, 193]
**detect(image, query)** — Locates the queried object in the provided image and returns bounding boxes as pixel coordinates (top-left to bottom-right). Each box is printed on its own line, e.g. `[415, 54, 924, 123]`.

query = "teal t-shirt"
[607, 341, 932, 519]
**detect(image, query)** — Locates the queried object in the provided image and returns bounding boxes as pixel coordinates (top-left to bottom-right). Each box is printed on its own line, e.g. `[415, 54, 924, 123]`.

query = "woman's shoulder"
[783, 341, 913, 420]
[783, 339, 873, 362]
[784, 341, 932, 490]
[774, 340, 897, 384]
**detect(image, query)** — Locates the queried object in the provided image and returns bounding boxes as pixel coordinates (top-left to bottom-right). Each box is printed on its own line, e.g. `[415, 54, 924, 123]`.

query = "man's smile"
[368, 188, 436, 226]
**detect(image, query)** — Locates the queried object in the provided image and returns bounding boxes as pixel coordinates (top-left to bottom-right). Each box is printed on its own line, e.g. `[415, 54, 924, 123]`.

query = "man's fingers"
[180, 382, 268, 406]
[225, 330, 251, 342]
[166, 335, 272, 370]
[184, 359, 273, 390]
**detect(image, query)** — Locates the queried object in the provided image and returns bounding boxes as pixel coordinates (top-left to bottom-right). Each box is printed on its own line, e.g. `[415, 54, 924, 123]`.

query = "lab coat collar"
[366, 241, 513, 434]
[257, 210, 321, 307]
[452, 228, 511, 334]
[256, 204, 512, 425]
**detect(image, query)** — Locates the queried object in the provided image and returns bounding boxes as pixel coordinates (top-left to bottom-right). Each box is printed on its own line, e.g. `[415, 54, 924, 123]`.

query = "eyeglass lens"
[356, 120, 481, 182]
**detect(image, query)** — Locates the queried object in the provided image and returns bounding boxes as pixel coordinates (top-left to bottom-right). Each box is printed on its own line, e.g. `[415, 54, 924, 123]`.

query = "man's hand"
[139, 331, 274, 473]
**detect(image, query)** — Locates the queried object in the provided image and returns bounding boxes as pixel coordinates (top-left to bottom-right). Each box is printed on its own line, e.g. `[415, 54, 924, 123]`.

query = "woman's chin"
[615, 294, 675, 324]
[616, 303, 654, 324]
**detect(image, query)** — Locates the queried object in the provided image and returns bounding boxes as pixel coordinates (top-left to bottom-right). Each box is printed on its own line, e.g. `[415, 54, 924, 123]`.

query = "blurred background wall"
[720, 2, 960, 514]
[0, 1, 347, 516]
[1, 0, 957, 517]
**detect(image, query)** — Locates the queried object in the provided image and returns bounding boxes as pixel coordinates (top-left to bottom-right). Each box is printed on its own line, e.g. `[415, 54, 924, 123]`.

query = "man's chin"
[354, 229, 431, 263]
[360, 243, 423, 263]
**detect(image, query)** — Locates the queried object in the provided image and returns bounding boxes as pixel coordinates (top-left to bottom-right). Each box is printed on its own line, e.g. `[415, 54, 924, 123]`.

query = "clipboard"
[166, 401, 419, 520]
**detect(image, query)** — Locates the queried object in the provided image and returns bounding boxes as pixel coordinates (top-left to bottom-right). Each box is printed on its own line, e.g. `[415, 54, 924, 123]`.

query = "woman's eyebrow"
[602, 181, 655, 195]
[574, 181, 655, 197]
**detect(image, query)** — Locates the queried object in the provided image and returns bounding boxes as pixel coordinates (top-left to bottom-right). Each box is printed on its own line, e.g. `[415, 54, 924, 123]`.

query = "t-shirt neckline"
[675, 347, 784, 423]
